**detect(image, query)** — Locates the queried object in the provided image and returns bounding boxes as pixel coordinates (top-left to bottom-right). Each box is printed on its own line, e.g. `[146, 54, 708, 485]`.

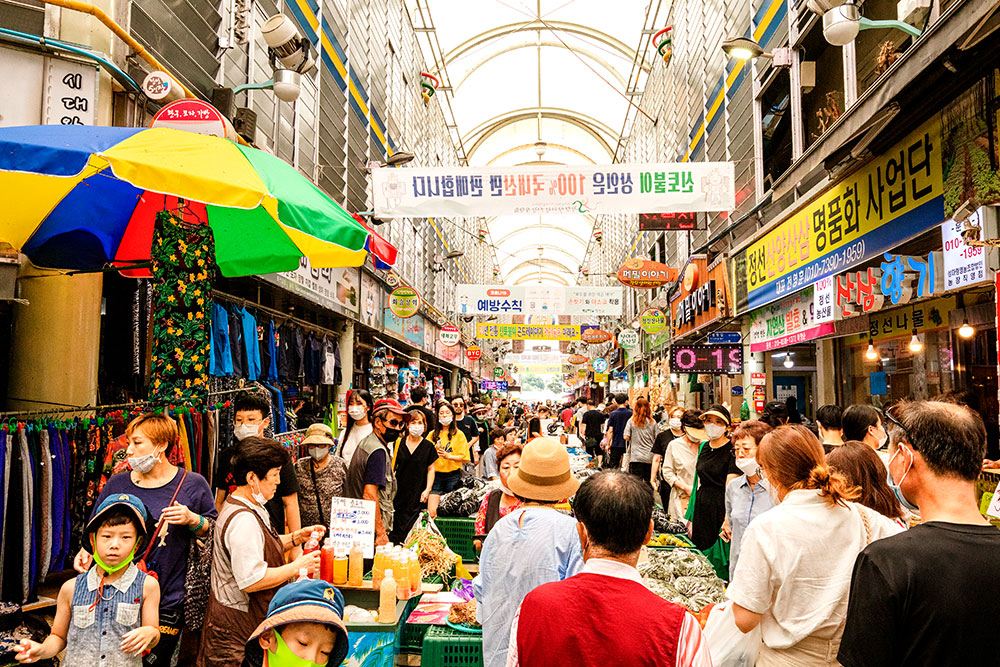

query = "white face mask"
[668, 417, 682, 431]
[735, 457, 759, 477]
[409, 423, 425, 437]
[348, 405, 367, 421]
[308, 446, 329, 461]
[250, 478, 267, 506]
[128, 449, 161, 474]
[438, 414, 453, 426]
[234, 423, 259, 441]
[705, 423, 727, 440]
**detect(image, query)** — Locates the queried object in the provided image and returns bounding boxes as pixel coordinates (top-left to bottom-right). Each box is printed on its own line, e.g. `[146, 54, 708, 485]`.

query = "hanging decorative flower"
[478, 228, 487, 243]
[149, 210, 213, 405]
[594, 230, 603, 245]
[653, 27, 673, 65]
[420, 72, 440, 105]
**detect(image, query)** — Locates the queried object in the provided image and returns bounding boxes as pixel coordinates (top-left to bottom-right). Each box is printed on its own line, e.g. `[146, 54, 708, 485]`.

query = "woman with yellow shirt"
[427, 399, 471, 518]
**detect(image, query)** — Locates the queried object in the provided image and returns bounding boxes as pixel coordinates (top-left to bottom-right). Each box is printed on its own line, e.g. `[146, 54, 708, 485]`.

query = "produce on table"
[638, 548, 726, 612]
[647, 533, 691, 547]
[407, 529, 459, 582]
[448, 600, 480, 628]
[652, 507, 688, 534]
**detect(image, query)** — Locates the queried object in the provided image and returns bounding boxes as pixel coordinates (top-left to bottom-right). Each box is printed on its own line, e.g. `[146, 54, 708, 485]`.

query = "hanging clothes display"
[261, 319, 278, 383]
[209, 302, 234, 377]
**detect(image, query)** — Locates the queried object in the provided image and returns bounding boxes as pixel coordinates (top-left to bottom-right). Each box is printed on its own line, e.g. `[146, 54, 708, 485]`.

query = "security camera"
[272, 69, 301, 102]
[262, 14, 315, 74]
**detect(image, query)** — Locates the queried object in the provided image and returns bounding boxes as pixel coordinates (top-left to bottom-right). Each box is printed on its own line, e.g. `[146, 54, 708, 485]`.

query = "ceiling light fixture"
[534, 141, 547, 158]
[908, 330, 923, 353]
[865, 338, 879, 361]
[783, 352, 794, 368]
[959, 318, 975, 339]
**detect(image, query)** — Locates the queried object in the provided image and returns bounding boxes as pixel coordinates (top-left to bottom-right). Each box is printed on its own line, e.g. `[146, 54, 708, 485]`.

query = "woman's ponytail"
[759, 425, 860, 507]
[806, 463, 860, 507]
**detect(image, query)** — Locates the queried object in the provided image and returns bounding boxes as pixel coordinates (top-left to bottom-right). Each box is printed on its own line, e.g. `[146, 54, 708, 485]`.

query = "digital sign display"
[669, 345, 742, 375]
[639, 212, 700, 231]
[480, 380, 508, 391]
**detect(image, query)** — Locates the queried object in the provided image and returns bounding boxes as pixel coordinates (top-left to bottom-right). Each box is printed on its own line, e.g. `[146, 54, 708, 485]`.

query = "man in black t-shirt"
[450, 396, 480, 468]
[839, 400, 1000, 667]
[581, 398, 607, 465]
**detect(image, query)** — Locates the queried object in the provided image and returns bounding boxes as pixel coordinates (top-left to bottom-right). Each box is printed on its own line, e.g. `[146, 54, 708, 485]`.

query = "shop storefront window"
[840, 328, 955, 406]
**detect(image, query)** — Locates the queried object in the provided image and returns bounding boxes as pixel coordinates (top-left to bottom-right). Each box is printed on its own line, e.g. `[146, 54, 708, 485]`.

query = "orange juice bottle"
[379, 569, 397, 623]
[395, 553, 410, 599]
[333, 546, 348, 585]
[348, 540, 364, 586]
[408, 552, 421, 595]
[372, 546, 385, 588]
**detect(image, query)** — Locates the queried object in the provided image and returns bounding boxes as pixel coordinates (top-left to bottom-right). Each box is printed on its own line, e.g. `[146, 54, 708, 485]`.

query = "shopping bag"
[702, 600, 760, 667]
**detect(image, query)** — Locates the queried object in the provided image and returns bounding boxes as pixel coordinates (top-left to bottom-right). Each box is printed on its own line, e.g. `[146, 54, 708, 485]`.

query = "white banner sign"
[455, 285, 622, 316]
[328, 497, 376, 558]
[373, 163, 735, 217]
[263, 259, 360, 316]
[941, 213, 988, 290]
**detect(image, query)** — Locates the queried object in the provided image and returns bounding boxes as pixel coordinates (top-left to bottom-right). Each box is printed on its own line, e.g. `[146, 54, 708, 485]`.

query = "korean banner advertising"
[263, 259, 359, 316]
[455, 284, 622, 316]
[373, 162, 735, 217]
[476, 323, 581, 341]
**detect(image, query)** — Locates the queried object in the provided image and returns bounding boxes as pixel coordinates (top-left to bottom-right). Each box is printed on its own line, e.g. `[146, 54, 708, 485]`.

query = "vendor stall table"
[421, 625, 484, 667]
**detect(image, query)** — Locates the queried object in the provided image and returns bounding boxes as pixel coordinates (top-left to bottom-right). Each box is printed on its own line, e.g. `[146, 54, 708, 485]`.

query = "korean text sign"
[455, 285, 622, 316]
[373, 162, 735, 217]
[328, 497, 376, 558]
[739, 119, 944, 311]
[748, 285, 836, 352]
[476, 323, 581, 341]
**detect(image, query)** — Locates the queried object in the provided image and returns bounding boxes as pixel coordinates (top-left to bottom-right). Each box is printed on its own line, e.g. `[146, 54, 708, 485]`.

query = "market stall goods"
[407, 529, 459, 581]
[638, 548, 726, 612]
[447, 600, 480, 628]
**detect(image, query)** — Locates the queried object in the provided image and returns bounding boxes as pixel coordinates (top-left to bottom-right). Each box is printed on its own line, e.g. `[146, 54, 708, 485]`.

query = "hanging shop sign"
[594, 372, 609, 382]
[577, 368, 588, 379]
[466, 345, 482, 361]
[505, 352, 563, 363]
[454, 285, 622, 316]
[941, 210, 990, 290]
[640, 307, 667, 334]
[670, 256, 730, 338]
[384, 272, 400, 288]
[592, 357, 609, 373]
[834, 253, 941, 319]
[616, 258, 679, 289]
[518, 364, 563, 374]
[372, 162, 735, 218]
[263, 259, 359, 316]
[480, 380, 508, 391]
[388, 286, 421, 318]
[150, 98, 237, 141]
[734, 118, 945, 312]
[360, 272, 382, 329]
[843, 295, 956, 343]
[617, 329, 640, 349]
[581, 328, 613, 344]
[403, 315, 425, 348]
[493, 366, 505, 379]
[707, 331, 741, 344]
[813, 276, 836, 324]
[568, 354, 588, 365]
[669, 344, 743, 375]
[476, 323, 581, 341]
[748, 285, 835, 352]
[436, 338, 461, 363]
[43, 57, 98, 126]
[439, 324, 461, 347]
[638, 212, 701, 231]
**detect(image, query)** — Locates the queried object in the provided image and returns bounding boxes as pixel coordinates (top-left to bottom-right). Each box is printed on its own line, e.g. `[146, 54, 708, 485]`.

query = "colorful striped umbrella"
[0, 125, 397, 277]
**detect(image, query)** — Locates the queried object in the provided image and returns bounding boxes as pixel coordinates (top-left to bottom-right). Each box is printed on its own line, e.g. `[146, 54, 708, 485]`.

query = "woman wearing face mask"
[727, 425, 902, 666]
[294, 423, 348, 529]
[826, 441, 905, 526]
[686, 405, 742, 576]
[427, 400, 471, 518]
[652, 409, 703, 519]
[199, 438, 327, 667]
[473, 443, 524, 551]
[841, 404, 889, 460]
[74, 413, 217, 667]
[339, 389, 374, 465]
[721, 420, 775, 579]
[388, 407, 439, 543]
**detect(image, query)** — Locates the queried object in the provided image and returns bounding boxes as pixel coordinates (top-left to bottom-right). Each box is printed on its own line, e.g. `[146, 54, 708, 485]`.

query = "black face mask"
[382, 427, 402, 442]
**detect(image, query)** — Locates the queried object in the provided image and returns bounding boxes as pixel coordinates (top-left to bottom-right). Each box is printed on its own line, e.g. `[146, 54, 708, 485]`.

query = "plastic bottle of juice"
[320, 539, 336, 583]
[372, 546, 385, 589]
[333, 546, 348, 585]
[408, 552, 421, 596]
[348, 540, 364, 586]
[296, 568, 309, 582]
[302, 530, 322, 554]
[395, 553, 410, 600]
[379, 569, 396, 623]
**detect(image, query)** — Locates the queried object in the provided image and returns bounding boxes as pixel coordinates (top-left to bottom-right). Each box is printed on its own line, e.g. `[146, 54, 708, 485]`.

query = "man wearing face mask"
[839, 401, 1000, 667]
[294, 423, 348, 528]
[343, 399, 410, 546]
[215, 393, 302, 542]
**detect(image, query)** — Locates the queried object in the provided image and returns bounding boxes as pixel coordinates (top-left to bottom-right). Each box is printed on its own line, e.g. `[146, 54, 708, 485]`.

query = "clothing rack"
[0, 386, 253, 419]
[213, 289, 342, 340]
[373, 336, 455, 375]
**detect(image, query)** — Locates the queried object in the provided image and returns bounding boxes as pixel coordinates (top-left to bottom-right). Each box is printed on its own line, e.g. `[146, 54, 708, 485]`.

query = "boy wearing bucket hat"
[474, 438, 584, 667]
[242, 580, 350, 667]
[16, 494, 161, 665]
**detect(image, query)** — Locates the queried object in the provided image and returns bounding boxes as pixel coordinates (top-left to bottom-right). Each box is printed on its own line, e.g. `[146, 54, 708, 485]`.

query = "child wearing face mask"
[294, 424, 349, 529]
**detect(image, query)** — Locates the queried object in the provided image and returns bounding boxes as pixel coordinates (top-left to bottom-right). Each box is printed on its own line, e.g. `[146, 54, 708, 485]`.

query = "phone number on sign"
[772, 240, 866, 299]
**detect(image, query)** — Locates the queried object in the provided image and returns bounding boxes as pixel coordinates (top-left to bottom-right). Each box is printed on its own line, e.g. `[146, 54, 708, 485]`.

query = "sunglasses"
[883, 406, 912, 445]
[382, 417, 405, 428]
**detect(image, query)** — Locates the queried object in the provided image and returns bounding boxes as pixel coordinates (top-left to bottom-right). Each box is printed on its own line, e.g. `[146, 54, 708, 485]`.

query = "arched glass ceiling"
[417, 0, 648, 285]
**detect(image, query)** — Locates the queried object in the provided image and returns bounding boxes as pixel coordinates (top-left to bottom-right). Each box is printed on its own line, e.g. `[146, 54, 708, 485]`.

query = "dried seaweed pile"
[638, 548, 726, 612]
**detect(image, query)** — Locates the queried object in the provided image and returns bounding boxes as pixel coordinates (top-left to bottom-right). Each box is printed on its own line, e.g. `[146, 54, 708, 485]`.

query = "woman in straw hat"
[473, 438, 583, 667]
[294, 424, 348, 528]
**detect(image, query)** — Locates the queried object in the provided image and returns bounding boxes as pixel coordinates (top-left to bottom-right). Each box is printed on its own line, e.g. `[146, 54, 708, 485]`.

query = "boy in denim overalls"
[16, 493, 161, 665]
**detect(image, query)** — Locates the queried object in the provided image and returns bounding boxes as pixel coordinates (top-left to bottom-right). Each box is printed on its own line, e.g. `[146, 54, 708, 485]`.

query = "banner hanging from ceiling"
[455, 285, 622, 316]
[477, 323, 581, 341]
[373, 162, 735, 217]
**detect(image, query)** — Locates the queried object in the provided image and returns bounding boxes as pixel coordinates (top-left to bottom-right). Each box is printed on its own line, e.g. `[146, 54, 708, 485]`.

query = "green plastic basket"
[435, 517, 478, 563]
[399, 620, 431, 654]
[421, 624, 484, 667]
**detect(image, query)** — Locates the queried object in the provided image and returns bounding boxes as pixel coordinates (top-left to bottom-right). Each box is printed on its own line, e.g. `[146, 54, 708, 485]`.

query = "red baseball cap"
[372, 398, 411, 420]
